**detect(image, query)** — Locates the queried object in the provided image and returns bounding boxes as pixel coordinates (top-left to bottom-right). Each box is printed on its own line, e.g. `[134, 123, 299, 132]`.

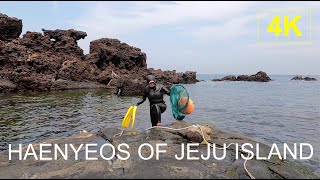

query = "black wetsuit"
[137, 76, 170, 126]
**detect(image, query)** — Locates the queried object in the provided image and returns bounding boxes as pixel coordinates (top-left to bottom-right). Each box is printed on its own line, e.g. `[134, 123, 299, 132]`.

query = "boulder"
[87, 38, 147, 70]
[0, 13, 22, 41]
[96, 69, 113, 84]
[0, 79, 16, 93]
[181, 71, 199, 84]
[115, 78, 145, 96]
[251, 71, 271, 82]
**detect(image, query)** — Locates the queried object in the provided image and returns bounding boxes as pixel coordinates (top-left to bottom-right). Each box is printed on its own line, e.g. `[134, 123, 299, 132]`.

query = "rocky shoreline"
[0, 13, 198, 96]
[0, 121, 318, 179]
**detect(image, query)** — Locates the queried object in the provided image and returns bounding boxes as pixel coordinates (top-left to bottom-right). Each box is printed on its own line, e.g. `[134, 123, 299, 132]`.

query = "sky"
[0, 1, 319, 75]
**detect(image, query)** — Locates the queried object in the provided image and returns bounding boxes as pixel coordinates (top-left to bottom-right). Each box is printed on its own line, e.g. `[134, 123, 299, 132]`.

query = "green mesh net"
[170, 84, 190, 120]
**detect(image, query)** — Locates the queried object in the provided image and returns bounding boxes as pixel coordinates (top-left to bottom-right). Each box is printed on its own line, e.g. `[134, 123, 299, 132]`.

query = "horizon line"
[196, 73, 320, 76]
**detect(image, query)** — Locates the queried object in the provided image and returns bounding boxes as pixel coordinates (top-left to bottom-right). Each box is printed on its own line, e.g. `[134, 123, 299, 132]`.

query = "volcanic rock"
[0, 13, 22, 41]
[0, 13, 198, 94]
[42, 29, 87, 58]
[87, 38, 147, 70]
[181, 71, 198, 84]
[291, 76, 317, 81]
[0, 79, 16, 93]
[223, 75, 237, 81]
[251, 71, 271, 82]
[86, 38, 198, 96]
[212, 71, 271, 82]
[0, 28, 95, 92]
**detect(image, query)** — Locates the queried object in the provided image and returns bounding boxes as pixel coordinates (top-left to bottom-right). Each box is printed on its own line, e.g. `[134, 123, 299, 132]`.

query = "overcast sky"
[0, 1, 319, 75]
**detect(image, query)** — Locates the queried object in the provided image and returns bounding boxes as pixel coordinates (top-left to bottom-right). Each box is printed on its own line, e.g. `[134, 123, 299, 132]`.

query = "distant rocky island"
[0, 13, 198, 95]
[291, 76, 317, 81]
[212, 71, 272, 82]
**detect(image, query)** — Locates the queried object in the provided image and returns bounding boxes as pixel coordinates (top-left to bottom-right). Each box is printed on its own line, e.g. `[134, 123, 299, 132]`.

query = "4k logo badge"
[258, 9, 312, 44]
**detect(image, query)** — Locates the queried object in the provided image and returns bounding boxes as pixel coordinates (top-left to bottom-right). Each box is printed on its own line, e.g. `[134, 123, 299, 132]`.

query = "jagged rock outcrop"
[212, 71, 271, 82]
[0, 13, 198, 94]
[0, 13, 22, 41]
[87, 38, 147, 70]
[86, 39, 198, 96]
[42, 29, 87, 58]
[0, 28, 97, 92]
[250, 71, 271, 82]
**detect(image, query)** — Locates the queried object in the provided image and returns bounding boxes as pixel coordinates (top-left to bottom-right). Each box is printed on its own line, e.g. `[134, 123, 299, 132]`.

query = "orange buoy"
[178, 96, 188, 108]
[184, 99, 194, 114]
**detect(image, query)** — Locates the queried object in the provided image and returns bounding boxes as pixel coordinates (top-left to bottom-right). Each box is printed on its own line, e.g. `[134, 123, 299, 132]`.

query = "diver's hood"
[145, 75, 156, 84]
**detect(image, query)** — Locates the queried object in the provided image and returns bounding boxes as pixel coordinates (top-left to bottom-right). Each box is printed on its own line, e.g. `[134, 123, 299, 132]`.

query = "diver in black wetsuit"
[136, 75, 170, 126]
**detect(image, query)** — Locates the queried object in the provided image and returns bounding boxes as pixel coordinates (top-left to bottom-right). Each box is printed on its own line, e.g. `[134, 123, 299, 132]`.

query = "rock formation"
[87, 38, 147, 71]
[212, 71, 271, 82]
[291, 76, 317, 81]
[0, 13, 22, 41]
[0, 13, 198, 95]
[0, 29, 98, 92]
[86, 38, 198, 96]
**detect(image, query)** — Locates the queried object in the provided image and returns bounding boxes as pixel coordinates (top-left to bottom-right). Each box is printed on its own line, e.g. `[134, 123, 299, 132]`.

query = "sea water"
[0, 74, 319, 175]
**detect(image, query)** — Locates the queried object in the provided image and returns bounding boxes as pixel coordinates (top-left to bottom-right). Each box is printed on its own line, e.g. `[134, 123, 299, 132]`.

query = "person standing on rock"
[136, 75, 170, 126]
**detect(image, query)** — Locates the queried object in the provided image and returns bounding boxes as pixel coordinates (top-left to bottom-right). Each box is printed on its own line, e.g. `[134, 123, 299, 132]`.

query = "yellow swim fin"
[122, 106, 133, 128]
[131, 106, 137, 128]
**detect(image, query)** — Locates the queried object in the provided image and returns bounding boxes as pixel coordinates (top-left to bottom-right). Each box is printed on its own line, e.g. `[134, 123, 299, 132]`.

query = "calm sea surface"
[0, 74, 319, 175]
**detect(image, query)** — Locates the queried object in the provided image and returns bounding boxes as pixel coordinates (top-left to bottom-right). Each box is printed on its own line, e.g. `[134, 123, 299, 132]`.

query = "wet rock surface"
[291, 76, 317, 81]
[0, 13, 198, 95]
[0, 121, 317, 179]
[212, 71, 272, 82]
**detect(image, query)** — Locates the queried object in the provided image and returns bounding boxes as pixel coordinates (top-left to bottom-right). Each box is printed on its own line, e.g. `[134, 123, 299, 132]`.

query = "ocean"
[0, 74, 319, 175]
